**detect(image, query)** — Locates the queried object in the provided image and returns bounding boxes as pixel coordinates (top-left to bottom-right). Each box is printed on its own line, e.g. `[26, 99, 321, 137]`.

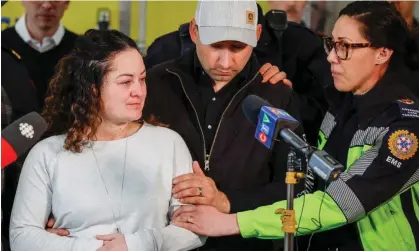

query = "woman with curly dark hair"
[9, 29, 206, 251]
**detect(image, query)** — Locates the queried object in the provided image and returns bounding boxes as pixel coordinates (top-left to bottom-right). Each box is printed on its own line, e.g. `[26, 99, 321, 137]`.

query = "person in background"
[390, 0, 419, 98]
[391, 0, 417, 28]
[172, 2, 419, 251]
[1, 0, 78, 110]
[267, 1, 307, 25]
[9, 29, 205, 251]
[1, 45, 39, 251]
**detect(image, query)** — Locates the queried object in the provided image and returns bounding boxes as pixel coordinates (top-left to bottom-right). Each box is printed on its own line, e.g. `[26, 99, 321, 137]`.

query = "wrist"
[224, 214, 240, 236]
[215, 191, 231, 213]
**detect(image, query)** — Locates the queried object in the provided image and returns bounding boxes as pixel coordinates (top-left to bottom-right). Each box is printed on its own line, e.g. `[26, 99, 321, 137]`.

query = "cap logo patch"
[246, 11, 255, 24]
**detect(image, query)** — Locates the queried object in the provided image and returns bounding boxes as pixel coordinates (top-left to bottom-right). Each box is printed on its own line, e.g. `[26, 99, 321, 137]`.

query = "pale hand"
[172, 161, 231, 213]
[96, 233, 128, 251]
[259, 63, 293, 88]
[172, 205, 240, 237]
[45, 216, 69, 236]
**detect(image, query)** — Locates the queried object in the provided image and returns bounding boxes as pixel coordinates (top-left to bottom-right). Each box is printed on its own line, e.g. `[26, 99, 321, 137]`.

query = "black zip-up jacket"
[143, 50, 304, 251]
[144, 4, 331, 147]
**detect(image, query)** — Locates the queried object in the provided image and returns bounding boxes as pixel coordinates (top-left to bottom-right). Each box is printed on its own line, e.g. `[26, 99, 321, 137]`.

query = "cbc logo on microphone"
[19, 123, 35, 139]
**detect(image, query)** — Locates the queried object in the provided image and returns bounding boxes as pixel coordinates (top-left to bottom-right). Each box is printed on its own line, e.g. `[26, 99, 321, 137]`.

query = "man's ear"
[189, 19, 199, 44]
[256, 24, 262, 41]
[375, 47, 393, 65]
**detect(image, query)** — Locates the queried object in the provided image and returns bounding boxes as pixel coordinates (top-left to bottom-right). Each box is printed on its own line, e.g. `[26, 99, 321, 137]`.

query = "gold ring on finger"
[187, 216, 195, 223]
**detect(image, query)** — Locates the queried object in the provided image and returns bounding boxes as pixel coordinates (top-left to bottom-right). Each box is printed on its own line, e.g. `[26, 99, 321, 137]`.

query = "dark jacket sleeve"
[1, 48, 39, 119]
[225, 89, 306, 213]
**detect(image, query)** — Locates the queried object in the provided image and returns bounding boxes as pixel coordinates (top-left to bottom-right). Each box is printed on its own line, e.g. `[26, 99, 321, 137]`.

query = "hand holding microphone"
[242, 95, 344, 183]
[1, 112, 47, 169]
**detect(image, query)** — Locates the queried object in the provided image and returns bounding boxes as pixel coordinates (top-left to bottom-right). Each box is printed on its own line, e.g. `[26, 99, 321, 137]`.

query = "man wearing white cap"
[144, 1, 303, 250]
[189, 0, 292, 88]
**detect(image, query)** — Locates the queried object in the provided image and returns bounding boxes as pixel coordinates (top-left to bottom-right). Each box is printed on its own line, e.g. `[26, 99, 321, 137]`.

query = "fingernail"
[172, 179, 178, 184]
[173, 194, 178, 199]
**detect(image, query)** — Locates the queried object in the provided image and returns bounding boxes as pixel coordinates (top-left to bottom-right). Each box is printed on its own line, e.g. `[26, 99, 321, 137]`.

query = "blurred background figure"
[1, 0, 77, 111]
[267, 1, 307, 25]
[310, 1, 328, 35]
[391, 0, 417, 28]
[390, 1, 419, 97]
[1, 4, 40, 249]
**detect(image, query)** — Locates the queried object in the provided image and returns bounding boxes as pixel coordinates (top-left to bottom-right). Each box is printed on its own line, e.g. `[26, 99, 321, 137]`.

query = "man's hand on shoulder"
[259, 63, 293, 88]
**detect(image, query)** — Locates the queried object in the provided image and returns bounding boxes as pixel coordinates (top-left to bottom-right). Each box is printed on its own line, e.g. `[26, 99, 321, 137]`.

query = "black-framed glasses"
[323, 36, 373, 60]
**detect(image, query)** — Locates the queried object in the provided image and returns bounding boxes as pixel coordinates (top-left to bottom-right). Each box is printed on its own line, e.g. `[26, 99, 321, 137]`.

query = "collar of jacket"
[165, 49, 263, 118]
[326, 69, 416, 129]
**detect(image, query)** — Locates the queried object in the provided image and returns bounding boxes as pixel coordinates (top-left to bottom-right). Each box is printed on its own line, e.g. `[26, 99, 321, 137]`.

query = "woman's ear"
[375, 47, 393, 65]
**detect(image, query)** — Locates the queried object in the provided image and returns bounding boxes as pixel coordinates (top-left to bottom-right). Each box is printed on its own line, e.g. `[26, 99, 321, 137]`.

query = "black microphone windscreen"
[2, 112, 47, 156]
[242, 95, 272, 126]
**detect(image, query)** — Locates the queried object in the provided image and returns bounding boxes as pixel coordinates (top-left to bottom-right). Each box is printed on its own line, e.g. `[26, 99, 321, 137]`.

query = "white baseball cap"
[195, 0, 259, 47]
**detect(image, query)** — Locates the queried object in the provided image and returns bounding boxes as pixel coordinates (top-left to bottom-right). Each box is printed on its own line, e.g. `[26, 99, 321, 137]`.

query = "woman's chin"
[128, 111, 143, 122]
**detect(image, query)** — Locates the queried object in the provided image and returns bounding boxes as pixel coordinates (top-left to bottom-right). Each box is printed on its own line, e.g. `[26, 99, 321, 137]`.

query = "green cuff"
[237, 191, 348, 239]
[237, 200, 287, 239]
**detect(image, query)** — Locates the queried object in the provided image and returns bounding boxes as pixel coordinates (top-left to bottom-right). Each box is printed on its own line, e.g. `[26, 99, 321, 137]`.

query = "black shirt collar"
[328, 69, 416, 129]
[352, 71, 410, 128]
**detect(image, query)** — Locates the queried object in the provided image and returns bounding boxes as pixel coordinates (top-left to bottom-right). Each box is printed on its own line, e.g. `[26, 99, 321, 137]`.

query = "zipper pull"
[204, 154, 210, 171]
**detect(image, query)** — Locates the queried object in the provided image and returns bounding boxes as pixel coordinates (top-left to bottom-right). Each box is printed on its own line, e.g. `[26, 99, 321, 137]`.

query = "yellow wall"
[1, 1, 120, 34]
[2, 1, 269, 46]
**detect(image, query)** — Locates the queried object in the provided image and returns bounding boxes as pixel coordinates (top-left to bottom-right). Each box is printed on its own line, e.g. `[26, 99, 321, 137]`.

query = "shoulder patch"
[396, 99, 419, 119]
[11, 49, 21, 60]
[388, 130, 418, 160]
[2, 47, 22, 61]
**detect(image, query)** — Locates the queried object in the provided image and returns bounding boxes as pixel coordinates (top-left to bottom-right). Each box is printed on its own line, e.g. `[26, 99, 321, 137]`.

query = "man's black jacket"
[143, 50, 304, 251]
[143, 4, 331, 146]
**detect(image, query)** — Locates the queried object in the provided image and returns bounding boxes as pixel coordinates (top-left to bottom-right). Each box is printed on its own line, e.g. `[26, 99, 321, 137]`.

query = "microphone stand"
[276, 149, 305, 251]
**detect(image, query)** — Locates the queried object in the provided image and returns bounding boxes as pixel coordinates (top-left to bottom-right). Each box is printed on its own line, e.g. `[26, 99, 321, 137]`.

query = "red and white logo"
[270, 108, 280, 115]
[258, 132, 267, 143]
[398, 99, 415, 105]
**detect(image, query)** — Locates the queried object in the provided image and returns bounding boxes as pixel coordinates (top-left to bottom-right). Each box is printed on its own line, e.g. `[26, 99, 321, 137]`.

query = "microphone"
[242, 95, 309, 151]
[242, 95, 343, 182]
[1, 112, 47, 169]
